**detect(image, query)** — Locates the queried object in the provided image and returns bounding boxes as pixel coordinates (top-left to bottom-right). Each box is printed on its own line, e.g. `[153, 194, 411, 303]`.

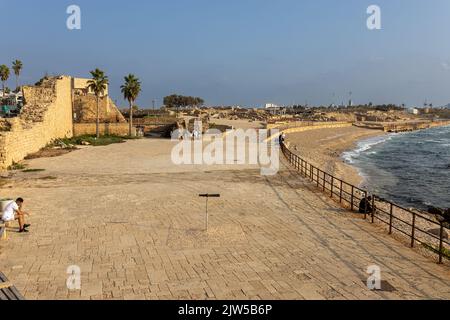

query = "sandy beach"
[285, 126, 386, 187]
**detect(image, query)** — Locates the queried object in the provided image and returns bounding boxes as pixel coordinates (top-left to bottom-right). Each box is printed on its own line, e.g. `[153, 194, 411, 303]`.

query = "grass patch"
[61, 135, 127, 147]
[123, 135, 142, 140]
[8, 162, 27, 171]
[22, 169, 46, 173]
[422, 243, 450, 259]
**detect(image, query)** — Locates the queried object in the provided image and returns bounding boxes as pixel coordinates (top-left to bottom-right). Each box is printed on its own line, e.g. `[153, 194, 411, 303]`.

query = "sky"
[1, 0, 450, 107]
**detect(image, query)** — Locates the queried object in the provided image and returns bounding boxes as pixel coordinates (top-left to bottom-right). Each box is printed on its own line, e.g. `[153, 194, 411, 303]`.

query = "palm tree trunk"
[15, 75, 19, 92]
[96, 95, 100, 139]
[129, 100, 133, 137]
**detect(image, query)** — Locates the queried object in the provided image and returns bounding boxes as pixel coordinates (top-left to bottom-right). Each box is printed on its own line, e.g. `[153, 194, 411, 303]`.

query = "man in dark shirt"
[359, 196, 373, 214]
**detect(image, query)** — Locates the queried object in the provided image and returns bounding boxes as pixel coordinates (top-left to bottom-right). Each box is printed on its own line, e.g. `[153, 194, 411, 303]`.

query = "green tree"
[121, 74, 142, 136]
[0, 65, 10, 94]
[87, 69, 109, 138]
[12, 60, 23, 91]
[163, 94, 205, 113]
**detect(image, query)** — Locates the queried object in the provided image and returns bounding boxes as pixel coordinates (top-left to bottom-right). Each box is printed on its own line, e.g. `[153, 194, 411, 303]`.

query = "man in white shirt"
[1, 198, 31, 233]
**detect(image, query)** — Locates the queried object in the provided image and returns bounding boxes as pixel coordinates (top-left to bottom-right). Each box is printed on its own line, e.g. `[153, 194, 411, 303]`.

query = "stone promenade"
[0, 139, 448, 299]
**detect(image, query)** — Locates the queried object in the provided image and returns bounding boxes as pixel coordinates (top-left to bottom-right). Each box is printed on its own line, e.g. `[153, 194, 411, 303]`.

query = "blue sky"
[1, 0, 450, 107]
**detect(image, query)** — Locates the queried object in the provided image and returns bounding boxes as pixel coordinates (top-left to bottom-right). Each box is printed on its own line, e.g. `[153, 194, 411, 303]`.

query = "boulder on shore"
[427, 228, 449, 240]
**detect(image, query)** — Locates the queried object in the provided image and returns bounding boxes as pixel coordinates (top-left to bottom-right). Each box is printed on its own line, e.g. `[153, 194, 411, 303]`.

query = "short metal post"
[351, 186, 354, 211]
[438, 223, 444, 264]
[339, 180, 343, 203]
[199, 194, 221, 232]
[371, 195, 375, 223]
[205, 197, 209, 232]
[330, 176, 334, 198]
[364, 191, 368, 220]
[411, 212, 416, 248]
[323, 172, 326, 192]
[389, 203, 393, 234]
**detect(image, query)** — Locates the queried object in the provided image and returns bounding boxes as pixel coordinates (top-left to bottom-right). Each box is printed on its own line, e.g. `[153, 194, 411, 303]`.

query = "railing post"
[310, 164, 313, 180]
[339, 180, 343, 203]
[330, 176, 334, 198]
[351, 186, 354, 211]
[364, 191, 368, 220]
[371, 195, 375, 223]
[317, 169, 320, 187]
[439, 223, 444, 264]
[323, 172, 326, 192]
[411, 211, 416, 248]
[389, 203, 393, 235]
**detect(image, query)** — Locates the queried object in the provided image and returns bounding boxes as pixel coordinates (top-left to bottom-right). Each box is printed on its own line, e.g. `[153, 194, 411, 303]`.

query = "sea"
[343, 125, 450, 210]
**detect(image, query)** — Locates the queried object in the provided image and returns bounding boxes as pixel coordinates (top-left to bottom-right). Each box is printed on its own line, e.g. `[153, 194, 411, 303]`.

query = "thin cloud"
[441, 62, 450, 71]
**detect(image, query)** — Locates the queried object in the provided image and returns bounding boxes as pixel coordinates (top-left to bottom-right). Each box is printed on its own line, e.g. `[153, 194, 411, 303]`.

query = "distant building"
[264, 103, 286, 115]
[264, 103, 281, 109]
[1, 91, 23, 106]
[408, 108, 420, 115]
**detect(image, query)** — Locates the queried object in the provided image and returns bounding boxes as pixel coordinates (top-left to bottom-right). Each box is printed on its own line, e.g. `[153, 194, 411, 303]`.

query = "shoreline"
[285, 126, 386, 188]
[285, 123, 450, 189]
[285, 123, 450, 203]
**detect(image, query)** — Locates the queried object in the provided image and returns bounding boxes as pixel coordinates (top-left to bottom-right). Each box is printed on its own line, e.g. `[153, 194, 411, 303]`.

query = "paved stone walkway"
[0, 139, 449, 299]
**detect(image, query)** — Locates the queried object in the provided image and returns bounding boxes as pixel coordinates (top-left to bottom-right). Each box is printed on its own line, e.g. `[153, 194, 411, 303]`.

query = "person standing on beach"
[1, 198, 31, 233]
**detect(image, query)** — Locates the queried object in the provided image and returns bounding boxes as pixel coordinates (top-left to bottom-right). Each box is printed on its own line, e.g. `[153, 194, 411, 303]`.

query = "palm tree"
[120, 74, 141, 136]
[12, 60, 23, 91]
[0, 65, 10, 94]
[87, 69, 109, 139]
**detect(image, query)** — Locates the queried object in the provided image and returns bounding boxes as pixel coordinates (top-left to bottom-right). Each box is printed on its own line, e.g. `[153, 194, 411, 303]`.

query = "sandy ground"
[0, 136, 449, 300]
[286, 127, 386, 187]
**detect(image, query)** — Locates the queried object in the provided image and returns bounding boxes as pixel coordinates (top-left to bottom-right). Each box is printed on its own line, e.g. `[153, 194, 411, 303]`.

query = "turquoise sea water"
[343, 125, 450, 210]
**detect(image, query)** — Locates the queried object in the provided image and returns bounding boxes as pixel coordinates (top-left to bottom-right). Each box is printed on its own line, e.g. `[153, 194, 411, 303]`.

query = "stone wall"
[73, 94, 126, 124]
[0, 76, 74, 170]
[73, 123, 131, 137]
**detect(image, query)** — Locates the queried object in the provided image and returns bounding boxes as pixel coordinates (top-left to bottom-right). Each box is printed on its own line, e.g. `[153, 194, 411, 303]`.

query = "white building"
[408, 108, 420, 115]
[264, 103, 281, 109]
[264, 103, 286, 115]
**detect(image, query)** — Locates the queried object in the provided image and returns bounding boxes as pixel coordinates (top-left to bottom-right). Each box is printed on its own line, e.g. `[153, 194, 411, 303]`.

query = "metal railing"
[280, 142, 449, 264]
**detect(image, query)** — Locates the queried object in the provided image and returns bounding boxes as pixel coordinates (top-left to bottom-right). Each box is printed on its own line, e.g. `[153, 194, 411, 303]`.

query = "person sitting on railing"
[359, 196, 373, 214]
